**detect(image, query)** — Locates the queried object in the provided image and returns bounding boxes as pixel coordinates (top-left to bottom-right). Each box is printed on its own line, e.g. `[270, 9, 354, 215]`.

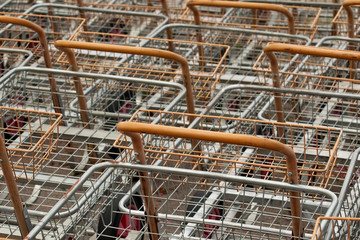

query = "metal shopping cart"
[148, 23, 310, 83]
[181, 0, 321, 39]
[26, 3, 169, 38]
[0, 12, 84, 68]
[24, 159, 338, 239]
[332, 0, 360, 38]
[241, 0, 342, 40]
[0, 67, 186, 239]
[0, 106, 61, 239]
[54, 36, 229, 112]
[114, 109, 342, 188]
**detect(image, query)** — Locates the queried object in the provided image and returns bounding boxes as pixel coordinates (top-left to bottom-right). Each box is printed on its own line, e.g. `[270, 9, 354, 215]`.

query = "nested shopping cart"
[240, 0, 342, 40]
[254, 43, 360, 133]
[0, 12, 84, 68]
[54, 35, 229, 112]
[24, 160, 338, 239]
[26, 3, 169, 38]
[66, 0, 187, 23]
[114, 109, 342, 188]
[0, 107, 62, 180]
[332, 0, 360, 38]
[0, 106, 61, 237]
[0, 67, 186, 239]
[148, 23, 310, 82]
[181, 0, 321, 39]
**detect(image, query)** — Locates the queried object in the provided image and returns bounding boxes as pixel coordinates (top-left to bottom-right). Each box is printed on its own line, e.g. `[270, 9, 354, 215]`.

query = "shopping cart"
[241, 0, 342, 40]
[0, 106, 61, 238]
[332, 0, 360, 38]
[148, 23, 310, 81]
[26, 3, 169, 38]
[0, 106, 62, 180]
[253, 43, 360, 132]
[24, 161, 338, 239]
[0, 67, 186, 239]
[0, 12, 84, 68]
[54, 37, 229, 112]
[114, 109, 342, 188]
[181, 0, 321, 39]
[66, 0, 187, 22]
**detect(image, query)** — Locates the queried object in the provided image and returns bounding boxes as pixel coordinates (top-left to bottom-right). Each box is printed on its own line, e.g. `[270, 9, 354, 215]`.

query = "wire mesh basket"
[312, 217, 360, 239]
[68, 0, 188, 21]
[26, 3, 169, 38]
[0, 0, 37, 13]
[24, 162, 338, 239]
[0, 106, 62, 180]
[114, 109, 342, 188]
[253, 43, 360, 139]
[0, 12, 84, 67]
[55, 33, 229, 107]
[149, 23, 310, 82]
[332, 0, 360, 38]
[181, 0, 321, 39]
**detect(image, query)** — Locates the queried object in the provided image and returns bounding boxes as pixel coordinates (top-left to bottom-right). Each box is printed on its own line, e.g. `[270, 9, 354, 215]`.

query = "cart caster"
[97, 193, 144, 240]
[186, 190, 224, 239]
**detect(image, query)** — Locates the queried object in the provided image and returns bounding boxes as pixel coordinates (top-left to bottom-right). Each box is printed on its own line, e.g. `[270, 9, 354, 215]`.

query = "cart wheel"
[97, 193, 144, 240]
[186, 191, 224, 239]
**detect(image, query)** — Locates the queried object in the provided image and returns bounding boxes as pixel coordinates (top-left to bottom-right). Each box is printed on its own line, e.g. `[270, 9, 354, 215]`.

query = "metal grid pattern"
[180, 1, 321, 39]
[253, 41, 360, 138]
[114, 109, 342, 188]
[25, 162, 338, 239]
[26, 3, 169, 38]
[0, 12, 85, 67]
[332, 0, 360, 38]
[56, 32, 229, 105]
[312, 217, 360, 239]
[148, 23, 310, 81]
[0, 106, 62, 180]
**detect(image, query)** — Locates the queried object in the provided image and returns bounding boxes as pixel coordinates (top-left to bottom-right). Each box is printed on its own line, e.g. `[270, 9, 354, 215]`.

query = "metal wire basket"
[332, 0, 360, 38]
[312, 217, 360, 239]
[24, 162, 338, 239]
[181, 0, 321, 39]
[253, 43, 360, 139]
[148, 23, 310, 82]
[114, 109, 342, 188]
[0, 12, 84, 68]
[55, 34, 229, 108]
[26, 3, 169, 38]
[0, 106, 62, 180]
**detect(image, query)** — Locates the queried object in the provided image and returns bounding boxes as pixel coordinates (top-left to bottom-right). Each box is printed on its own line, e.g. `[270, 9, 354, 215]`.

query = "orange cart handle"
[54, 40, 196, 118]
[264, 42, 360, 60]
[186, 0, 295, 35]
